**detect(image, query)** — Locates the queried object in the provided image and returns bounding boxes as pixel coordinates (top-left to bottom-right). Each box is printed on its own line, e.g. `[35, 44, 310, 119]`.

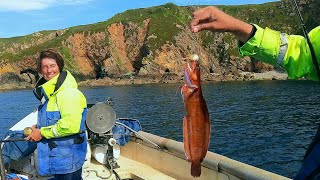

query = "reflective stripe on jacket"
[239, 25, 320, 179]
[239, 24, 320, 81]
[37, 71, 87, 176]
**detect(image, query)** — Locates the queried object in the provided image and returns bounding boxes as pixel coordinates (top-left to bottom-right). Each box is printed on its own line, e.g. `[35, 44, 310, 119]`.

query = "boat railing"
[132, 131, 291, 180]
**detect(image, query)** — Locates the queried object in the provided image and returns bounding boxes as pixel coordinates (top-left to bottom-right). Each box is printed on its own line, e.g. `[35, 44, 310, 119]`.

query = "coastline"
[0, 71, 288, 91]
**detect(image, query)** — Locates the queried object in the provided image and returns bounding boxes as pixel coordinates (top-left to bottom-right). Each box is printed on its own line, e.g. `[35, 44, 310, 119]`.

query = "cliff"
[0, 0, 318, 89]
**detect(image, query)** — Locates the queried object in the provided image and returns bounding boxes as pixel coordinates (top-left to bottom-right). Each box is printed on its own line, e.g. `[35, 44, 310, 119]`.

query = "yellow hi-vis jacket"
[239, 24, 320, 81]
[36, 71, 87, 175]
[39, 71, 87, 138]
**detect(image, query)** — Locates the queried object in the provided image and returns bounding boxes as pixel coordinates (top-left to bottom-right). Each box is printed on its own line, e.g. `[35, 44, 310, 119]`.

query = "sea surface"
[1, 80, 320, 178]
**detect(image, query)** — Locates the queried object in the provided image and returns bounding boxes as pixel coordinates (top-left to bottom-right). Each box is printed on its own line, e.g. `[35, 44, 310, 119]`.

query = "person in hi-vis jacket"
[26, 49, 87, 180]
[190, 6, 320, 180]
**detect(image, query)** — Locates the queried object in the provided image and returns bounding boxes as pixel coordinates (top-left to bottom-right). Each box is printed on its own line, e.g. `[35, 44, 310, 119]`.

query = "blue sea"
[1, 80, 320, 178]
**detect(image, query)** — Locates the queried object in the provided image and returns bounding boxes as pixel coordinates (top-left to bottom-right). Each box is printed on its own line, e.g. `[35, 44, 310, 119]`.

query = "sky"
[0, 0, 279, 38]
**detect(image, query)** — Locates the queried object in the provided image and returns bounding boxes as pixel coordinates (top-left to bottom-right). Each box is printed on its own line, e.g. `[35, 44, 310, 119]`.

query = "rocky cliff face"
[0, 0, 317, 88]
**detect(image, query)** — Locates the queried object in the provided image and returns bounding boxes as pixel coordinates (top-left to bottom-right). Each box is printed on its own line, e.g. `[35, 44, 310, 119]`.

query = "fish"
[181, 54, 211, 177]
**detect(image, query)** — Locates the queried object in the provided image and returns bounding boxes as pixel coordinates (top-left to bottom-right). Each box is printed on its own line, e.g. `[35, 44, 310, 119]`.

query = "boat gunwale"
[131, 131, 291, 180]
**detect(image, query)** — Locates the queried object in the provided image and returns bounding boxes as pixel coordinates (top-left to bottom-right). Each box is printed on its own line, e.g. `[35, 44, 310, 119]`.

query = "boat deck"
[83, 157, 175, 180]
[1, 131, 291, 180]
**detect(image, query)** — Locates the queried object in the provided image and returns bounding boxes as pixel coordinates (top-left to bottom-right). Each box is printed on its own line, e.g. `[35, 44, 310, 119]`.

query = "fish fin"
[183, 116, 191, 162]
[180, 85, 187, 99]
[177, 84, 185, 97]
[189, 85, 198, 94]
[191, 161, 201, 177]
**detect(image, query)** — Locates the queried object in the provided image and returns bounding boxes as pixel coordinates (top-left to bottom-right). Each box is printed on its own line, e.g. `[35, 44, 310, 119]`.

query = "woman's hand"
[25, 125, 43, 142]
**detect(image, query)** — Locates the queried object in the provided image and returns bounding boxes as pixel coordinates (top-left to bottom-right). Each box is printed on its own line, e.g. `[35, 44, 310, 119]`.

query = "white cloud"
[0, 0, 93, 12]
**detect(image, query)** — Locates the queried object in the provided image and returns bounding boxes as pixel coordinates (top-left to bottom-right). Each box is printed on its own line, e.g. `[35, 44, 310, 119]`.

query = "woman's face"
[41, 58, 60, 81]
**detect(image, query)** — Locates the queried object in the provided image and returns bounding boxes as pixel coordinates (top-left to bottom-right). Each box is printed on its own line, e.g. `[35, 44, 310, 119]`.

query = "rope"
[115, 122, 161, 149]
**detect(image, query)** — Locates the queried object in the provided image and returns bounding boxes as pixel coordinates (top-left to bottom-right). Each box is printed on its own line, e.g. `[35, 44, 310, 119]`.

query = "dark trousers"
[53, 167, 82, 180]
[295, 127, 320, 180]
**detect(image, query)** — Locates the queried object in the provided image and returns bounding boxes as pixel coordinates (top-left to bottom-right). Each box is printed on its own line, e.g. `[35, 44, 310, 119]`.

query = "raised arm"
[190, 6, 253, 43]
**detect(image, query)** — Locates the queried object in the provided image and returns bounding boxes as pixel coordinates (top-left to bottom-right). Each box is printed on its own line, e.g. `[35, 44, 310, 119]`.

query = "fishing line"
[175, 24, 202, 57]
[291, 0, 320, 80]
[289, 0, 320, 161]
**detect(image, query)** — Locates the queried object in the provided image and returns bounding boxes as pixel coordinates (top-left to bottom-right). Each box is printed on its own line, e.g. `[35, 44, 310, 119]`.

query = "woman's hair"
[37, 49, 64, 72]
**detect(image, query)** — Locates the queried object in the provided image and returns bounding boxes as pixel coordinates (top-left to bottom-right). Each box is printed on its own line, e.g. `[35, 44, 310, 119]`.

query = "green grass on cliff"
[107, 3, 191, 51]
[0, 3, 192, 63]
[0, 30, 54, 47]
[0, 1, 317, 66]
[60, 46, 77, 71]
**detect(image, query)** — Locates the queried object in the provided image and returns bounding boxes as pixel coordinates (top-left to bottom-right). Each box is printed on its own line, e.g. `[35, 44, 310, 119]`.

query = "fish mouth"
[184, 54, 199, 71]
[184, 54, 200, 90]
[187, 59, 199, 72]
[190, 54, 199, 61]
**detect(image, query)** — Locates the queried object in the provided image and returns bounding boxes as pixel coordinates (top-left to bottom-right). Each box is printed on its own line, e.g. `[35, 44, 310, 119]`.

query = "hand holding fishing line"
[190, 6, 253, 42]
[190, 6, 234, 32]
[190, 2, 320, 179]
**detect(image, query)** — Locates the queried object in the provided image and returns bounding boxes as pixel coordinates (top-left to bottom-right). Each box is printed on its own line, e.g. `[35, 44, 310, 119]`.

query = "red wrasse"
[181, 54, 210, 177]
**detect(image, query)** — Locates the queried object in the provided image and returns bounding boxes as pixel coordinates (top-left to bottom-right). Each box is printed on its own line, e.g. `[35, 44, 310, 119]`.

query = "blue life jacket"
[35, 71, 88, 176]
[37, 101, 87, 176]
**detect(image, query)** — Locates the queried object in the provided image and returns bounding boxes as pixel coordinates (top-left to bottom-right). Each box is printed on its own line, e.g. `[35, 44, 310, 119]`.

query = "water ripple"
[1, 80, 320, 178]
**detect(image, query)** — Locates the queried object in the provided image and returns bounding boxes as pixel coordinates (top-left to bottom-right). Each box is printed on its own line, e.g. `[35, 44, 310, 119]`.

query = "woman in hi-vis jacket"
[26, 49, 87, 180]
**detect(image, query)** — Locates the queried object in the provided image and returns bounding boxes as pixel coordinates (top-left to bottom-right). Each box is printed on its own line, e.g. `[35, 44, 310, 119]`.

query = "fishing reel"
[85, 98, 119, 169]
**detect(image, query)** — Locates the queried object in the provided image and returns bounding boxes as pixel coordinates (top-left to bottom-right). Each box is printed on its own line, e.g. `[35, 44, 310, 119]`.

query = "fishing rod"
[291, 0, 320, 80]
[291, 0, 320, 161]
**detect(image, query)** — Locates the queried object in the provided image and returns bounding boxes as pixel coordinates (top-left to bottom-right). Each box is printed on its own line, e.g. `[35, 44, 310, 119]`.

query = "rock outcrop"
[0, 0, 317, 89]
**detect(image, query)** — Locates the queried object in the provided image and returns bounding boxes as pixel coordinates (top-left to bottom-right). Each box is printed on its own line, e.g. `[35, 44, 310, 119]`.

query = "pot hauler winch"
[85, 100, 119, 170]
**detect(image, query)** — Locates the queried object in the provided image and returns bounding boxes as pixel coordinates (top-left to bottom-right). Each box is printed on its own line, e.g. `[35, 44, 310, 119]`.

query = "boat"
[0, 101, 290, 180]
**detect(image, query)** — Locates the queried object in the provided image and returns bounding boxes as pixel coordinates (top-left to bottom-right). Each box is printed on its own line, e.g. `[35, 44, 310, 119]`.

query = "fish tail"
[191, 161, 201, 177]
